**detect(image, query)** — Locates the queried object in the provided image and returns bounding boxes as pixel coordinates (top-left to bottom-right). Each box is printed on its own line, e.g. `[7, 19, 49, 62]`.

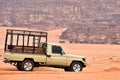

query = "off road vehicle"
[4, 29, 86, 72]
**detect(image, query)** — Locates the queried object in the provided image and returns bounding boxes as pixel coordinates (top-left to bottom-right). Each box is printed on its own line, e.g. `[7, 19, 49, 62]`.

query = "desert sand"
[0, 27, 120, 80]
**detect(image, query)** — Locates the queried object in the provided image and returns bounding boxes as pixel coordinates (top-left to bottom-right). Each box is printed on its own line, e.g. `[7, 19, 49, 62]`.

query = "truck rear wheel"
[21, 60, 34, 71]
[70, 62, 83, 72]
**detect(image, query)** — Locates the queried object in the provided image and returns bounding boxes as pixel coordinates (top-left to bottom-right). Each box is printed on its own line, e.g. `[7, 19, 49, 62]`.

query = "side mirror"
[61, 50, 65, 55]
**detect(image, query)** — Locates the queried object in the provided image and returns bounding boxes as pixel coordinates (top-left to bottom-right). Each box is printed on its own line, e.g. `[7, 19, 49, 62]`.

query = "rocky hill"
[0, 0, 120, 43]
[60, 21, 120, 44]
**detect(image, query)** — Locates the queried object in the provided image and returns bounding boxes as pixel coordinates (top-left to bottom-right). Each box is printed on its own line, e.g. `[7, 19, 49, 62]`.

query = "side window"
[52, 46, 62, 54]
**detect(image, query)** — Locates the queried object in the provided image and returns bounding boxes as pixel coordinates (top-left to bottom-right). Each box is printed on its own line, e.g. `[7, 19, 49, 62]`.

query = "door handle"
[47, 55, 51, 57]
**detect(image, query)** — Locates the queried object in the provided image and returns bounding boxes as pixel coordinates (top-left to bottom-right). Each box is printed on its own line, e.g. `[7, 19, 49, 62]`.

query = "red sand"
[0, 27, 120, 80]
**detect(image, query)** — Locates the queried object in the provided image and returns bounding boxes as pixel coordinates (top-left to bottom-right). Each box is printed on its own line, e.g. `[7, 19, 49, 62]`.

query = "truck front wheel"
[21, 60, 34, 71]
[70, 62, 83, 72]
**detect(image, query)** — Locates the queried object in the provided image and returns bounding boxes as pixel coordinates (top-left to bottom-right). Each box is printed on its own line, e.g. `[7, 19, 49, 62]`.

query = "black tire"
[21, 60, 34, 71]
[70, 62, 83, 72]
[64, 67, 70, 71]
[16, 62, 22, 71]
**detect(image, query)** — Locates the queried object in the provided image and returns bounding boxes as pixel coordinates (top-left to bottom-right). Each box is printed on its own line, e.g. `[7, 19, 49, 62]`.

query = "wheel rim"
[73, 64, 81, 72]
[24, 62, 32, 71]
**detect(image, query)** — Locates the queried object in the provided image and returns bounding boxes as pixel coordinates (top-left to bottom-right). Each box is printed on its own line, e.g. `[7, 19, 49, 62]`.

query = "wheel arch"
[70, 60, 85, 67]
[23, 58, 35, 62]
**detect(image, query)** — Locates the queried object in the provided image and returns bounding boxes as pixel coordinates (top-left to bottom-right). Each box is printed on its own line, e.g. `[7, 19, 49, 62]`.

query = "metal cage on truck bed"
[4, 29, 48, 54]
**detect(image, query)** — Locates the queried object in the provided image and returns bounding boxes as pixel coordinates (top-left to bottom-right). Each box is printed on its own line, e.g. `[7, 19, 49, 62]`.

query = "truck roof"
[47, 42, 61, 46]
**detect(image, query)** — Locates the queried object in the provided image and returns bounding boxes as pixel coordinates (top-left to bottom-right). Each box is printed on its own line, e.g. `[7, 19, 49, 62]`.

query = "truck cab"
[4, 29, 86, 72]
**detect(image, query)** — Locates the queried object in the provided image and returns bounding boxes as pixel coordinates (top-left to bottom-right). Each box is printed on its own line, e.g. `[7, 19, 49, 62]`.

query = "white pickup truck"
[4, 29, 86, 72]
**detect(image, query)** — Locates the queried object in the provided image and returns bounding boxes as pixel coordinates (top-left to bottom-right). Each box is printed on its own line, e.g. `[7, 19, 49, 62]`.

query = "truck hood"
[65, 54, 85, 59]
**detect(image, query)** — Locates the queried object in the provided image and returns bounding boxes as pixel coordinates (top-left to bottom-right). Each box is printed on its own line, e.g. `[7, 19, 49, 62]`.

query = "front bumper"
[82, 58, 87, 67]
[83, 62, 87, 67]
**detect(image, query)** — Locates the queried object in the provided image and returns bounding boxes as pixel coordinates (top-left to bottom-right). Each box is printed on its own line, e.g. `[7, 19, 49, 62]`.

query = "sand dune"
[0, 27, 120, 80]
[104, 67, 120, 72]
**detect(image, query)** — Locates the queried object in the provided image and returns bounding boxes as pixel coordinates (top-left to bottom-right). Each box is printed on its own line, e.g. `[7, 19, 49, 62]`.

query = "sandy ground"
[0, 27, 120, 80]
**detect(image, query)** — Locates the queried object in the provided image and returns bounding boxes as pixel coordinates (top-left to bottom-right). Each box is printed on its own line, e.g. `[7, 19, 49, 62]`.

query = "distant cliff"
[0, 0, 119, 28]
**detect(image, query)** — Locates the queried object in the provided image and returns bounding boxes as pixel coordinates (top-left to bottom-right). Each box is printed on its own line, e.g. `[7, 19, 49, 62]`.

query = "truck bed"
[4, 51, 47, 62]
[7, 45, 45, 53]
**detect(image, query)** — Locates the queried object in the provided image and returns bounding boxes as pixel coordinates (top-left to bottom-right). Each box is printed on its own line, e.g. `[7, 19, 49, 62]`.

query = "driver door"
[49, 45, 67, 66]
